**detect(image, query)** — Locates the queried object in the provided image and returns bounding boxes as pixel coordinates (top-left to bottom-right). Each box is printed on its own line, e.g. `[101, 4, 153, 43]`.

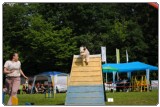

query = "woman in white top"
[4, 53, 28, 105]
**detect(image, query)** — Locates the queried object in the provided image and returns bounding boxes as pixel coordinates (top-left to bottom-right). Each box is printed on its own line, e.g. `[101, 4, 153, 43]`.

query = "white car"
[54, 74, 68, 93]
[56, 85, 67, 93]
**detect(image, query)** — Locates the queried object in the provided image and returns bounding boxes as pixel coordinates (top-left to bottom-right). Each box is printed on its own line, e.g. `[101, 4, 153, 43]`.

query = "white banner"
[101, 46, 106, 63]
[126, 50, 129, 63]
[151, 80, 158, 89]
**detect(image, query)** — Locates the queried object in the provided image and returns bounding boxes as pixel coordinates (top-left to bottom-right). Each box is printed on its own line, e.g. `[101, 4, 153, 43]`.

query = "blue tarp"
[102, 61, 158, 73]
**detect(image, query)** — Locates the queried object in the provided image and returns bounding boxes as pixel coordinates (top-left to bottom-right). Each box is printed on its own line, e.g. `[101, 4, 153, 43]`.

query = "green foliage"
[3, 3, 158, 75]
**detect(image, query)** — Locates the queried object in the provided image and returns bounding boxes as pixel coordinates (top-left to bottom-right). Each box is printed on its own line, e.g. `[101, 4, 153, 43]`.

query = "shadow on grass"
[56, 103, 65, 105]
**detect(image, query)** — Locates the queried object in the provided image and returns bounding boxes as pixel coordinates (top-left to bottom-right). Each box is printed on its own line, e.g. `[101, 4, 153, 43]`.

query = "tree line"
[3, 3, 158, 76]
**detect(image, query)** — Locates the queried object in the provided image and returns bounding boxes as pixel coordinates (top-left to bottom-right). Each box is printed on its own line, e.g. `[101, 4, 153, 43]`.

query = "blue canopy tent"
[102, 61, 158, 72]
[31, 71, 68, 94]
[102, 66, 118, 84]
[102, 61, 158, 85]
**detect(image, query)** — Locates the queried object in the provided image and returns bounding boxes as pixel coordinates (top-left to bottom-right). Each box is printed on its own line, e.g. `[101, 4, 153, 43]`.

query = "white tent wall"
[56, 74, 68, 85]
[54, 73, 68, 93]
[31, 72, 69, 94]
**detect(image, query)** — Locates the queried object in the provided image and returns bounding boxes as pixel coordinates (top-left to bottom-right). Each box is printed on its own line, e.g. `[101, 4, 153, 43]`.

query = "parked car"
[56, 85, 67, 93]
[55, 75, 68, 93]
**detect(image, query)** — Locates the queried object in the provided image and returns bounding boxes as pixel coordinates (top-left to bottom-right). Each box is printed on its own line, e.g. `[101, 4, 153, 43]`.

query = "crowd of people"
[33, 82, 47, 94]
[3, 82, 51, 95]
[21, 82, 32, 94]
[21, 82, 51, 94]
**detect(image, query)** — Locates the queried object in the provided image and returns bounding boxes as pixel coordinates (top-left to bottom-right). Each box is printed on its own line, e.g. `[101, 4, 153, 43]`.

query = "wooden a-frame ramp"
[65, 54, 105, 106]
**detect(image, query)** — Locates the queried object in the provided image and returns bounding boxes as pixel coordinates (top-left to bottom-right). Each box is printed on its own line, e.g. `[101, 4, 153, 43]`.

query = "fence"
[104, 75, 158, 92]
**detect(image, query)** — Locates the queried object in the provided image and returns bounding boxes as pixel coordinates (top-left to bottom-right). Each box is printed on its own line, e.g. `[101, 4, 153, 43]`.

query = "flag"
[116, 48, 120, 63]
[101, 46, 107, 63]
[126, 50, 129, 63]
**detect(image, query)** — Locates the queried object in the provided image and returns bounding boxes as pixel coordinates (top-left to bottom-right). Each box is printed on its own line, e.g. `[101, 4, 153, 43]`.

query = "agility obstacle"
[131, 75, 149, 92]
[65, 54, 105, 105]
[11, 96, 18, 105]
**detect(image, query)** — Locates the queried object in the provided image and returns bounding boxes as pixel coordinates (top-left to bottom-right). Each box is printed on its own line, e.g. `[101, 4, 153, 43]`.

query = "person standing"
[3, 53, 28, 105]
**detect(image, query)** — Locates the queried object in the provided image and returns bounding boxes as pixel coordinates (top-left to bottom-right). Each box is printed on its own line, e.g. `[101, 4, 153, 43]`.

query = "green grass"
[105, 90, 158, 105]
[4, 93, 66, 105]
[3, 90, 158, 105]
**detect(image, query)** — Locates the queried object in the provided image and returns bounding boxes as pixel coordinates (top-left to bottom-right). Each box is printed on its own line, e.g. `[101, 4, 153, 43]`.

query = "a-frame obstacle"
[65, 54, 105, 105]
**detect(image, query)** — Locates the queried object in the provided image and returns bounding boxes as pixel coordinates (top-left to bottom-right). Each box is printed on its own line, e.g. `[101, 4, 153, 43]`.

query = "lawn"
[3, 90, 158, 105]
[105, 90, 158, 105]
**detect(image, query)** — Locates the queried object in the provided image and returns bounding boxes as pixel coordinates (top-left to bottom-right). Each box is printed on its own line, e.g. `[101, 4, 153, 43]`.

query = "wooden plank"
[71, 70, 101, 72]
[70, 76, 102, 82]
[99, 66, 103, 85]
[70, 81, 102, 83]
[69, 81, 103, 86]
[71, 71, 101, 77]
[72, 61, 101, 67]
[74, 54, 101, 58]
[66, 103, 105, 106]
[67, 85, 104, 93]
[67, 92, 104, 98]
[65, 97, 104, 104]
[73, 56, 101, 59]
[73, 57, 101, 63]
[72, 67, 101, 71]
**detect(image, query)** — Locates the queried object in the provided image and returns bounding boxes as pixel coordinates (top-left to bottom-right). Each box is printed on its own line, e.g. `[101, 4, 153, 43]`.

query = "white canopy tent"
[31, 71, 69, 94]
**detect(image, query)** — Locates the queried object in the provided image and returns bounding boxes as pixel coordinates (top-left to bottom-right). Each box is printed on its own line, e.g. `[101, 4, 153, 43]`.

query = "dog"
[80, 46, 90, 64]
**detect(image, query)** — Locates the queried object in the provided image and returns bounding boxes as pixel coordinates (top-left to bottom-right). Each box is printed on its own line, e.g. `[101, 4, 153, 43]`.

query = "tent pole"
[106, 73, 107, 83]
[51, 76, 56, 94]
[49, 76, 55, 98]
[146, 69, 150, 92]
[127, 72, 131, 81]
[117, 72, 119, 81]
[31, 76, 37, 94]
[112, 72, 116, 93]
[113, 72, 115, 84]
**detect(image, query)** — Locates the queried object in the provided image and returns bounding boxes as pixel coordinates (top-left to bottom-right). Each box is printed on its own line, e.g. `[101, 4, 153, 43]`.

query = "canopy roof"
[102, 66, 118, 72]
[36, 71, 68, 77]
[102, 61, 158, 73]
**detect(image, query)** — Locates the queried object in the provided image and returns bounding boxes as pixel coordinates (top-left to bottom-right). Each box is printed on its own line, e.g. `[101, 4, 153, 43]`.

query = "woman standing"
[3, 53, 28, 105]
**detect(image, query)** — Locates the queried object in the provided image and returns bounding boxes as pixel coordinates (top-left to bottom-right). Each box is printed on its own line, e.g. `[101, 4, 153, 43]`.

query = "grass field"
[3, 90, 158, 105]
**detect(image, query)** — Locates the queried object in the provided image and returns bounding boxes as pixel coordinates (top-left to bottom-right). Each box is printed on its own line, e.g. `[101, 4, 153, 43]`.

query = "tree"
[3, 3, 158, 76]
